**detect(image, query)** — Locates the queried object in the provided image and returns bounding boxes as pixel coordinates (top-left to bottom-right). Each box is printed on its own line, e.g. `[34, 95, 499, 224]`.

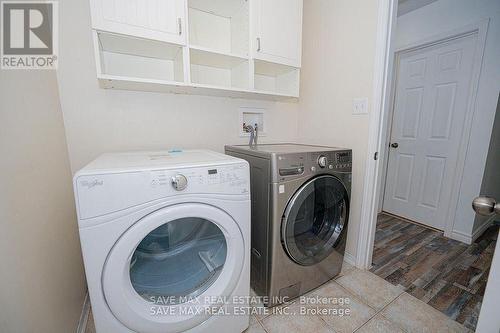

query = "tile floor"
[371, 213, 498, 330]
[86, 261, 472, 333]
[246, 262, 471, 333]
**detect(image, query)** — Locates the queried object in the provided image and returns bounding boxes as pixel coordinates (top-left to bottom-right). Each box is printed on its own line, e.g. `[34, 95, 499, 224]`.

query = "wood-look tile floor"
[371, 213, 499, 331]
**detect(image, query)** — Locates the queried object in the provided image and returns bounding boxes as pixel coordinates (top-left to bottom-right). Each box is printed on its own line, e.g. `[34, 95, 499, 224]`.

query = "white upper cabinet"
[252, 0, 303, 68]
[89, 0, 187, 45]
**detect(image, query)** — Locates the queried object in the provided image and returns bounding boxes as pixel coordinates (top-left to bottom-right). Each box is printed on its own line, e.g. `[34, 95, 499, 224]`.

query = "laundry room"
[1, 1, 500, 333]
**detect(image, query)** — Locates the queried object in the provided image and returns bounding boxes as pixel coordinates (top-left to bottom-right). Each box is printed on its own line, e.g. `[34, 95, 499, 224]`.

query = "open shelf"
[94, 31, 185, 83]
[188, 0, 249, 56]
[99, 76, 297, 101]
[254, 60, 300, 97]
[189, 44, 247, 61]
[190, 47, 250, 90]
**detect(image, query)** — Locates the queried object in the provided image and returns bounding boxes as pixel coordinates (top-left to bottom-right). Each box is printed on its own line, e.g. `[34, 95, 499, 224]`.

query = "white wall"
[0, 71, 86, 332]
[57, 0, 299, 173]
[475, 94, 500, 229]
[476, 229, 500, 332]
[297, 0, 379, 258]
[395, 0, 500, 241]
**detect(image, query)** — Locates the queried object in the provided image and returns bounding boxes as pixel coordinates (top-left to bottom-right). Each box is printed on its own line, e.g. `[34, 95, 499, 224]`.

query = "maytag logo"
[81, 179, 104, 189]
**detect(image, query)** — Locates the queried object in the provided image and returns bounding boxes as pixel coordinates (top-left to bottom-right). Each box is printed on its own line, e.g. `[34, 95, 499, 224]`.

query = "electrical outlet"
[352, 98, 369, 115]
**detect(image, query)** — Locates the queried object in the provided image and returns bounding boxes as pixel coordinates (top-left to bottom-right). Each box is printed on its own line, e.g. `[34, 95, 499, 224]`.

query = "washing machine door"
[282, 175, 349, 266]
[102, 203, 245, 333]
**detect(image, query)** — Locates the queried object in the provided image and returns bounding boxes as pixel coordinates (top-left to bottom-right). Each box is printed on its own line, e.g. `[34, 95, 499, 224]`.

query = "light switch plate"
[352, 98, 369, 115]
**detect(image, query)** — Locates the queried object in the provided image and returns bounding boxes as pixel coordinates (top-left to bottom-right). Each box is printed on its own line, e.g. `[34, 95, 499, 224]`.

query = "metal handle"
[390, 142, 399, 148]
[472, 196, 500, 216]
[178, 18, 182, 35]
[279, 167, 304, 176]
[257, 37, 261, 52]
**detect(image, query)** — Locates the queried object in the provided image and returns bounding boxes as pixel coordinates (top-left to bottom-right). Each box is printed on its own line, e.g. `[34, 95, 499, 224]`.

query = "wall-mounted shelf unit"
[89, 0, 303, 101]
[254, 60, 300, 96]
[94, 31, 185, 84]
[188, 0, 249, 56]
[189, 47, 250, 90]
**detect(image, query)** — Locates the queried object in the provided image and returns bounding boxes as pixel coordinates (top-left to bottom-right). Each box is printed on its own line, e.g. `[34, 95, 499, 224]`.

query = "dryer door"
[282, 175, 349, 266]
[102, 203, 245, 333]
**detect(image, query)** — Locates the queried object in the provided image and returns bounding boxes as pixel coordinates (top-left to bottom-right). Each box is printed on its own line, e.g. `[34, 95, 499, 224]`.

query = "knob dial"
[171, 174, 188, 191]
[318, 155, 328, 168]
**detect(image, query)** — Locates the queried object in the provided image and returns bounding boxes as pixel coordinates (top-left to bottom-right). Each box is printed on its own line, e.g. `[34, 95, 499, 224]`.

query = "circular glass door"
[130, 217, 227, 304]
[282, 175, 349, 266]
[102, 203, 245, 333]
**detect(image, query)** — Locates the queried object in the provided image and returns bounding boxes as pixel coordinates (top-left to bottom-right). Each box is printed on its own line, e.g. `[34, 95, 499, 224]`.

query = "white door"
[252, 0, 303, 67]
[383, 33, 478, 230]
[102, 203, 244, 333]
[89, 0, 186, 45]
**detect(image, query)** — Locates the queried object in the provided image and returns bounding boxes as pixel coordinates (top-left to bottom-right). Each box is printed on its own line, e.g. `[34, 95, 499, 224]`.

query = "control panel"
[274, 149, 352, 182]
[333, 151, 352, 170]
[149, 164, 249, 191]
[76, 162, 249, 219]
[309, 151, 352, 172]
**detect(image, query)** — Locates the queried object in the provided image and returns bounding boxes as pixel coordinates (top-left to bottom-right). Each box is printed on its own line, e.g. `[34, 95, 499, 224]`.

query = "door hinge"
[178, 18, 182, 35]
[374, 152, 379, 160]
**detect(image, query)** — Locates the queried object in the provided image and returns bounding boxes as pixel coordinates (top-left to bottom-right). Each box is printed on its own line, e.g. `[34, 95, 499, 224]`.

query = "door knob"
[472, 196, 499, 216]
[390, 143, 399, 148]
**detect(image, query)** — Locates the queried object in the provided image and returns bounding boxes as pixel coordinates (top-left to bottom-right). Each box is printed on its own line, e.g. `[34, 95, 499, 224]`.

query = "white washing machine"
[73, 150, 251, 333]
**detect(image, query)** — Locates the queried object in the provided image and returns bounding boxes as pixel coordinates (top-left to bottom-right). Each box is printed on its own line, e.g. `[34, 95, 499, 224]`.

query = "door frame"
[379, 21, 489, 233]
[356, 0, 489, 269]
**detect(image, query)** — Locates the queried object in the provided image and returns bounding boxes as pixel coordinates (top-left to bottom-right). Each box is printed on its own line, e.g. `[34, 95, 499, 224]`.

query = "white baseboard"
[343, 251, 356, 267]
[449, 216, 495, 245]
[76, 291, 90, 333]
[472, 216, 496, 242]
[449, 230, 473, 244]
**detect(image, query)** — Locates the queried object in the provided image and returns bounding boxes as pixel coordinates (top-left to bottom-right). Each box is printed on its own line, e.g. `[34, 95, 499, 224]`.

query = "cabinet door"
[253, 0, 303, 67]
[89, 0, 186, 45]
